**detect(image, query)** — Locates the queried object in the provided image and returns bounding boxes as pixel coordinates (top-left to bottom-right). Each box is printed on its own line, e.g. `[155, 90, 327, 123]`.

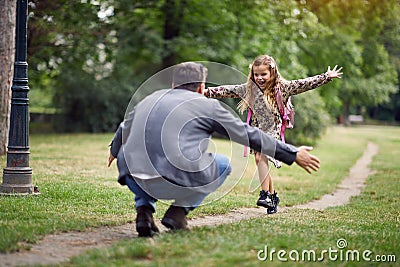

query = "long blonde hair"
[238, 55, 282, 113]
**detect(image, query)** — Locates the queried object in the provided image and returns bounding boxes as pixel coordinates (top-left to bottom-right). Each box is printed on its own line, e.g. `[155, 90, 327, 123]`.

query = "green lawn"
[0, 126, 399, 266]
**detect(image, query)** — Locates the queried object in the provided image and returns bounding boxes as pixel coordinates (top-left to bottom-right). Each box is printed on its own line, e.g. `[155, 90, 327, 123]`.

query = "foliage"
[285, 91, 331, 146]
[302, 0, 399, 124]
[53, 70, 130, 132]
[25, 0, 399, 137]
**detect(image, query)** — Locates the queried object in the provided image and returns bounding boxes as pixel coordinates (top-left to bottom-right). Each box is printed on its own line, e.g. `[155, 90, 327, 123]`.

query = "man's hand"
[108, 152, 115, 167]
[295, 146, 320, 174]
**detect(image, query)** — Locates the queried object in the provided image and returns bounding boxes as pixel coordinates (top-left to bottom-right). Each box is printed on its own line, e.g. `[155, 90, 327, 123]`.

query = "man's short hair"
[172, 62, 208, 91]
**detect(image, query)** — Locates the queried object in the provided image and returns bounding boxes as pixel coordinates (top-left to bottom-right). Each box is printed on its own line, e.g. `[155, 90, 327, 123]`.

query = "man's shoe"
[136, 205, 160, 237]
[267, 191, 280, 214]
[161, 205, 188, 231]
[256, 190, 274, 208]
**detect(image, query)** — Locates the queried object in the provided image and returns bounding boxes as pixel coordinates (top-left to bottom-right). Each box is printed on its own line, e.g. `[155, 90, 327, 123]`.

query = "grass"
[0, 134, 133, 252]
[0, 126, 399, 266]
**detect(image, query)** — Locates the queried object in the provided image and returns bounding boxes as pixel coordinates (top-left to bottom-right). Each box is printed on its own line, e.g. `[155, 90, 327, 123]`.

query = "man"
[108, 62, 320, 237]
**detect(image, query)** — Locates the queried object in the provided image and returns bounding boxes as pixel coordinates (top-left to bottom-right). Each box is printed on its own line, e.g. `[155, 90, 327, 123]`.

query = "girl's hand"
[326, 65, 343, 79]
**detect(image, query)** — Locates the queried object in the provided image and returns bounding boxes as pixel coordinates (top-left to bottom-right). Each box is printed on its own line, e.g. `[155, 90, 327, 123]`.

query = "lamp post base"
[0, 167, 39, 195]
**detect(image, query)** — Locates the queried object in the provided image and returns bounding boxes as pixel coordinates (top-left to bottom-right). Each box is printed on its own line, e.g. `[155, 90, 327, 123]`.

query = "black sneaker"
[267, 191, 280, 214]
[256, 190, 274, 208]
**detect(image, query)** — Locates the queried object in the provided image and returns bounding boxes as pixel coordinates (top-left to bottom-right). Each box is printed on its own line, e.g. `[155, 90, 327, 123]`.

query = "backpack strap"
[276, 86, 295, 143]
[243, 108, 252, 157]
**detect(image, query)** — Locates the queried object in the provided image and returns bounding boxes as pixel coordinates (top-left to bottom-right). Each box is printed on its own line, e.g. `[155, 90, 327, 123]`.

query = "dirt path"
[0, 142, 378, 267]
[295, 142, 378, 210]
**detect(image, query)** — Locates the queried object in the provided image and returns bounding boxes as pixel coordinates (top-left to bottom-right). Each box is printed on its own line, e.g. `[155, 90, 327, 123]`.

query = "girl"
[204, 55, 342, 214]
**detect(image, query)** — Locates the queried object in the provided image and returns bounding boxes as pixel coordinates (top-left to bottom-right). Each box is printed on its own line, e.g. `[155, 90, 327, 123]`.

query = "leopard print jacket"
[205, 73, 332, 140]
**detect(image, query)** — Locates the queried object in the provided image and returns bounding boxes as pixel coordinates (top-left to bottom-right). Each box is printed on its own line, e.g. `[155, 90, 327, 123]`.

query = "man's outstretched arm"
[294, 146, 320, 173]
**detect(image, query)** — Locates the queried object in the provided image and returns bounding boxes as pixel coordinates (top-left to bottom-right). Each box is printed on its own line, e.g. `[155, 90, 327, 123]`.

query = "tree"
[28, 0, 124, 132]
[0, 0, 16, 155]
[26, 0, 335, 142]
[301, 0, 399, 125]
[367, 0, 400, 123]
[26, 0, 399, 142]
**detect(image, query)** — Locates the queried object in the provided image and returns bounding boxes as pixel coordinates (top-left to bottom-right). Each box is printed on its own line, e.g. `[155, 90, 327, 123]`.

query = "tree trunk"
[162, 0, 187, 69]
[0, 0, 16, 155]
[343, 98, 351, 126]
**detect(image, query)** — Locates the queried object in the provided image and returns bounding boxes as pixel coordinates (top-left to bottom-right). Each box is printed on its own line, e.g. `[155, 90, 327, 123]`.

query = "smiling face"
[252, 64, 272, 90]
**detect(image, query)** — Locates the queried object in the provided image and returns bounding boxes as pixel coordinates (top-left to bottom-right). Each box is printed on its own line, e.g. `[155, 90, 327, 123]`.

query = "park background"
[1, 0, 400, 152]
[0, 0, 400, 266]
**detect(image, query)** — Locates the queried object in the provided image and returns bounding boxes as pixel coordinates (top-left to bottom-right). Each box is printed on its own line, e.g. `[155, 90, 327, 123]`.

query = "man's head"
[172, 62, 208, 92]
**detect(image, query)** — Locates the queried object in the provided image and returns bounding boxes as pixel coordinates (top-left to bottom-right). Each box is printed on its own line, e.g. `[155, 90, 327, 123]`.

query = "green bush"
[284, 91, 332, 146]
[52, 69, 132, 133]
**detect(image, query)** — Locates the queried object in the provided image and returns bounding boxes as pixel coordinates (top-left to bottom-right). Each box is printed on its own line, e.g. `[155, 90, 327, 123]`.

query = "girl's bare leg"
[255, 152, 273, 193]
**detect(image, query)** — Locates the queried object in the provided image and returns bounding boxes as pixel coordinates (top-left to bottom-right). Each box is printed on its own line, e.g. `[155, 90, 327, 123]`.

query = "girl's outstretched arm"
[204, 83, 246, 99]
[281, 65, 343, 99]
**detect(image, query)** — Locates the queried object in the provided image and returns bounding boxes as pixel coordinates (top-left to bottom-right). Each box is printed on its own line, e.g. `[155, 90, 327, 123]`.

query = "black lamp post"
[1, 0, 36, 195]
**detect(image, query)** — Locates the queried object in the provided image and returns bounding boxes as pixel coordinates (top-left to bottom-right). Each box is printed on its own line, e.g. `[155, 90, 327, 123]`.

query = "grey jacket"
[110, 89, 298, 188]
